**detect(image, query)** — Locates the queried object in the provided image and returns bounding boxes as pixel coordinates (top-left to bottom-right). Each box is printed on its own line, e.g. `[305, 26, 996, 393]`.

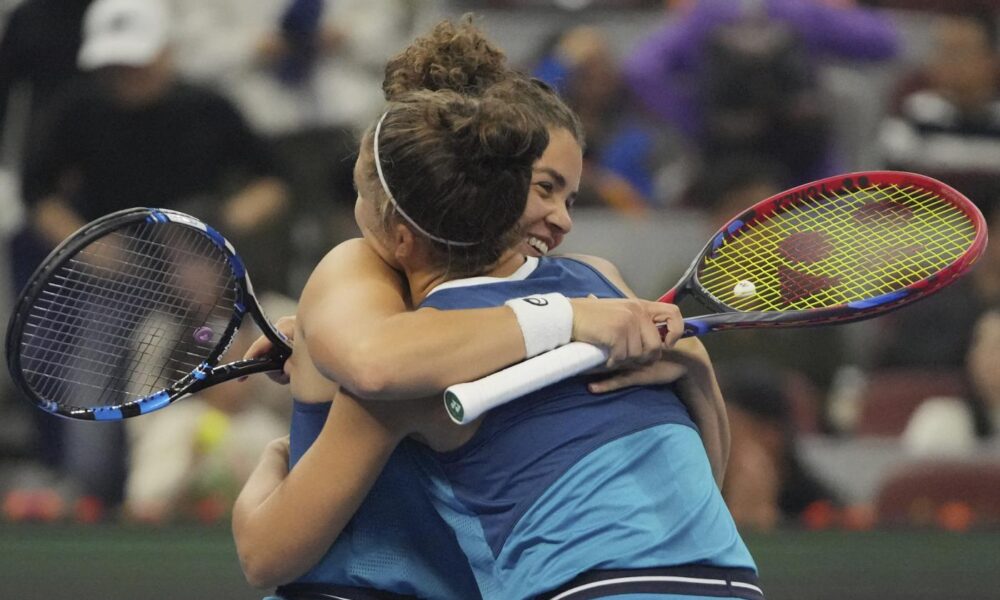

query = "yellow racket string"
[698, 183, 976, 311]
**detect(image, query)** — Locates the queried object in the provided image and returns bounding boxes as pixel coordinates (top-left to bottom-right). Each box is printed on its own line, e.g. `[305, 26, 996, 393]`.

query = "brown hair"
[383, 15, 509, 101]
[383, 16, 585, 147]
[359, 88, 549, 276]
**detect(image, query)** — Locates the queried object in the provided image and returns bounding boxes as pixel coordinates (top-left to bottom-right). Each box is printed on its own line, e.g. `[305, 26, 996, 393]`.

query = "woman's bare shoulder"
[300, 238, 405, 305]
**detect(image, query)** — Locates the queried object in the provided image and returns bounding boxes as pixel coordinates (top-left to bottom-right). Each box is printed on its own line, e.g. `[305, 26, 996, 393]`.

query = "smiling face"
[353, 124, 582, 265]
[101, 51, 175, 108]
[518, 127, 583, 257]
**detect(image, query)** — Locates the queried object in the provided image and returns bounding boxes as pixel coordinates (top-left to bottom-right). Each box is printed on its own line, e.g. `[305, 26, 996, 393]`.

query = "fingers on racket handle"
[443, 342, 609, 425]
[658, 319, 709, 338]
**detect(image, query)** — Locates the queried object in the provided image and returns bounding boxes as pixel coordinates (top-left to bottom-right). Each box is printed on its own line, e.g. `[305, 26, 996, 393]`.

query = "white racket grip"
[443, 342, 609, 425]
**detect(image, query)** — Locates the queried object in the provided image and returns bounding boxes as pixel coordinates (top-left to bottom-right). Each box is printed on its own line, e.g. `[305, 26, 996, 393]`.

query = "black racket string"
[21, 222, 234, 408]
[21, 230, 165, 408]
[93, 222, 237, 398]
[18, 221, 238, 409]
[21, 224, 185, 407]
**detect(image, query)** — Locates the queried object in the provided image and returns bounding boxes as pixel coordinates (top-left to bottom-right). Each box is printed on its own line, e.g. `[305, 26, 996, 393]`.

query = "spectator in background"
[718, 360, 841, 530]
[818, 191, 999, 438]
[625, 0, 899, 186]
[867, 201, 1000, 372]
[171, 0, 415, 137]
[11, 0, 290, 509]
[965, 307, 1000, 439]
[902, 306, 1000, 456]
[532, 25, 694, 211]
[0, 0, 93, 166]
[0, 0, 94, 511]
[168, 0, 420, 292]
[18, 0, 290, 293]
[847, 202, 1000, 441]
[878, 9, 1000, 208]
[681, 153, 788, 217]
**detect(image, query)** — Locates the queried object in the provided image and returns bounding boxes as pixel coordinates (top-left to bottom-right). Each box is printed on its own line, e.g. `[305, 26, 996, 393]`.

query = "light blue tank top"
[417, 256, 756, 598]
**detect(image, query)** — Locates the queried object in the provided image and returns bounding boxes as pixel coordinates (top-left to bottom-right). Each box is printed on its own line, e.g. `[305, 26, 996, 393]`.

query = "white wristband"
[505, 292, 574, 358]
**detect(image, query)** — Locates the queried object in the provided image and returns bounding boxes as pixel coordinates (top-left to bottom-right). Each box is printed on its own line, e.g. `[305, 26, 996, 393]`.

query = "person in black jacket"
[10, 0, 290, 510]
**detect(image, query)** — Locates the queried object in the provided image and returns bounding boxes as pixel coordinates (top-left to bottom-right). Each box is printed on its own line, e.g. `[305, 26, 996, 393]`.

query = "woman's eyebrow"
[533, 167, 566, 189]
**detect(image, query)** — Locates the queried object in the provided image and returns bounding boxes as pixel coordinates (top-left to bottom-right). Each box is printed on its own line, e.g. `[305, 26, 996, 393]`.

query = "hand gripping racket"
[5, 208, 291, 420]
[444, 171, 988, 424]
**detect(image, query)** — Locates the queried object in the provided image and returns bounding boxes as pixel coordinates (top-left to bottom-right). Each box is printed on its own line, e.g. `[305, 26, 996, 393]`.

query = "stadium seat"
[855, 369, 968, 436]
[875, 460, 1000, 527]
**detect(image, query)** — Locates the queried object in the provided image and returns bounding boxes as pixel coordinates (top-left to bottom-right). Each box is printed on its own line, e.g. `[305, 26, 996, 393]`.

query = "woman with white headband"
[234, 19, 741, 600]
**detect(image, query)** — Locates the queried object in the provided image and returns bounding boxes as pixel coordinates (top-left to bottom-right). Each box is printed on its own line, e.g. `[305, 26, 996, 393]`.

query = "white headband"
[373, 111, 477, 247]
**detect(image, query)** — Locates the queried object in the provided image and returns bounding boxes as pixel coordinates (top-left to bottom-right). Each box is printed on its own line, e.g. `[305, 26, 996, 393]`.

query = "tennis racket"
[444, 171, 988, 424]
[5, 207, 291, 420]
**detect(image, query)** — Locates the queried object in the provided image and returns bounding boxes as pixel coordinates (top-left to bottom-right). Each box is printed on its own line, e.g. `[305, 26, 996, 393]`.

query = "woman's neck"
[406, 250, 527, 306]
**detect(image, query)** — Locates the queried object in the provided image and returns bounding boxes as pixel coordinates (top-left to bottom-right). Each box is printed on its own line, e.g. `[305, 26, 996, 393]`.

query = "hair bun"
[383, 15, 509, 101]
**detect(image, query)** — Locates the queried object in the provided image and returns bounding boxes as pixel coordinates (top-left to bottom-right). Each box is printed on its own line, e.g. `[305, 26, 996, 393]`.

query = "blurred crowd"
[0, 0, 998, 533]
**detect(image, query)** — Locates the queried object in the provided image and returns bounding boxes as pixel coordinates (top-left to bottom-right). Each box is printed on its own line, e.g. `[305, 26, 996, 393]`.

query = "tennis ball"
[195, 409, 231, 454]
[733, 280, 757, 298]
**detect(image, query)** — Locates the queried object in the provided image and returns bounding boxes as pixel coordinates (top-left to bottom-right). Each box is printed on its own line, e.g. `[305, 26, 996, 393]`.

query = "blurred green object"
[0, 524, 997, 600]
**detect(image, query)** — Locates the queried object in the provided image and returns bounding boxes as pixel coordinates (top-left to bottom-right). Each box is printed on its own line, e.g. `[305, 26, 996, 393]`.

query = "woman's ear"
[393, 223, 417, 265]
[393, 223, 439, 273]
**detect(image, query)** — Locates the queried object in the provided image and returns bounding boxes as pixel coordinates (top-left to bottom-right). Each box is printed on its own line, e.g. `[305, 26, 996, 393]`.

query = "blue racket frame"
[5, 208, 291, 420]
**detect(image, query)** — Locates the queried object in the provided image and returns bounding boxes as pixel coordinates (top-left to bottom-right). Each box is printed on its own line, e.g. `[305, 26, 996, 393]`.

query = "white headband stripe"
[373, 111, 477, 247]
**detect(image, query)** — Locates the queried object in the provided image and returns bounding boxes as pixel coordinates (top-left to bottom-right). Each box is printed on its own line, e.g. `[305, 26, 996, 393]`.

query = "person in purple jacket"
[624, 0, 900, 183]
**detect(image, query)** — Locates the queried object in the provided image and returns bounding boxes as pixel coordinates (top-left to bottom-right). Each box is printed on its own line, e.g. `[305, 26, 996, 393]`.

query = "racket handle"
[444, 317, 709, 425]
[443, 342, 609, 424]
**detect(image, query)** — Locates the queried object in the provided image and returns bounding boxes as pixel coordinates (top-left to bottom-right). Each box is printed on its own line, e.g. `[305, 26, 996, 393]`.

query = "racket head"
[5, 208, 290, 420]
[663, 171, 987, 334]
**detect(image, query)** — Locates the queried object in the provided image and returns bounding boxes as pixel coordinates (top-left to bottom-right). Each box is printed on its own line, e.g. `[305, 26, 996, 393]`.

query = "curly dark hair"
[383, 15, 584, 147]
[383, 15, 509, 101]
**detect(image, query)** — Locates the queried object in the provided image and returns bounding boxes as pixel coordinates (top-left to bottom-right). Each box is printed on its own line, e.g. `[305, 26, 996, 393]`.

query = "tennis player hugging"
[233, 26, 762, 600]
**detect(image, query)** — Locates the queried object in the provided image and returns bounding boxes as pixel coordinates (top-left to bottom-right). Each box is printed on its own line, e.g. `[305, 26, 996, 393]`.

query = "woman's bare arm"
[299, 240, 680, 400]
[298, 239, 525, 399]
[232, 390, 417, 588]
